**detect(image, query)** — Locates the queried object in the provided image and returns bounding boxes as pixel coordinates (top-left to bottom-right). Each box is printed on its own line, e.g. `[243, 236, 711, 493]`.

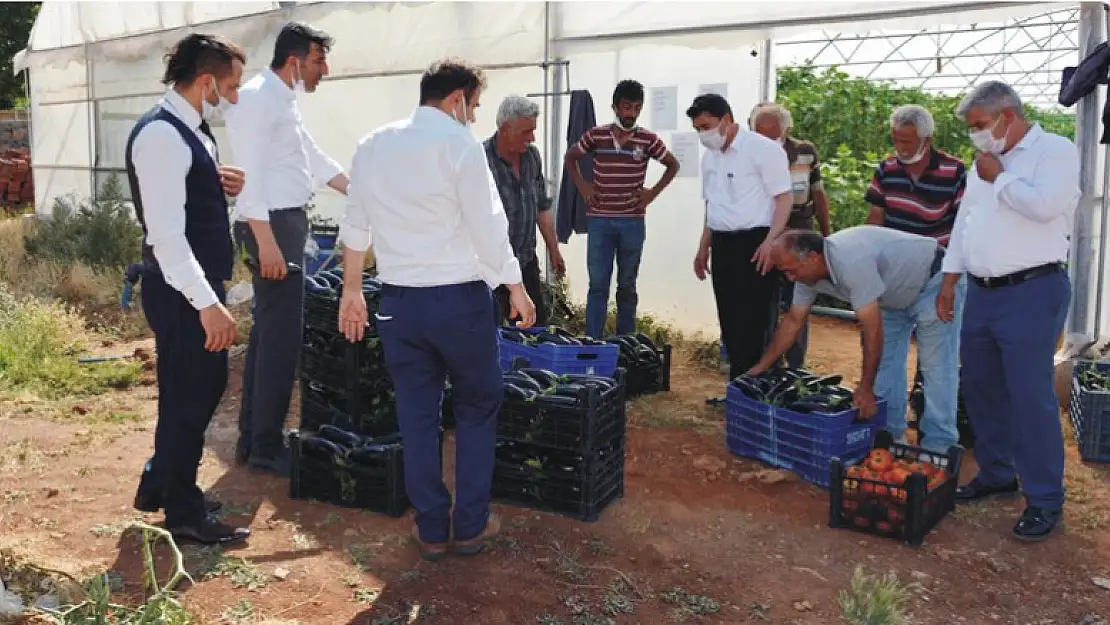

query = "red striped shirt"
[570, 125, 670, 217]
[864, 149, 967, 246]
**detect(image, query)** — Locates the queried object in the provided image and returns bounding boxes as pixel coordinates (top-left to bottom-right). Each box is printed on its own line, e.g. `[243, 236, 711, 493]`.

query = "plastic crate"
[300, 377, 399, 437]
[491, 434, 624, 522]
[499, 369, 627, 452]
[828, 430, 964, 546]
[908, 368, 975, 449]
[623, 344, 672, 397]
[1070, 360, 1110, 462]
[288, 430, 409, 516]
[725, 382, 888, 488]
[498, 328, 619, 377]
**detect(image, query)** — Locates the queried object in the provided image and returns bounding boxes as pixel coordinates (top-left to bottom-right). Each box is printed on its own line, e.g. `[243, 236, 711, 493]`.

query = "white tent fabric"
[17, 0, 1068, 335]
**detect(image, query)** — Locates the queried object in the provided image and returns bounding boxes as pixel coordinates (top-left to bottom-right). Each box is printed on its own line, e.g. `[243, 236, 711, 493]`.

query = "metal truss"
[774, 6, 1080, 109]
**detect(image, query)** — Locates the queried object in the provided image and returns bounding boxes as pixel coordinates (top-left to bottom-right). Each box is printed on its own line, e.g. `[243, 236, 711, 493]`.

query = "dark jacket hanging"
[1059, 41, 1110, 144]
[556, 89, 597, 242]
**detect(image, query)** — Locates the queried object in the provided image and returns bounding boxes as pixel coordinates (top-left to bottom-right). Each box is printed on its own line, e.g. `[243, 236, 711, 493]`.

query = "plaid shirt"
[483, 134, 551, 265]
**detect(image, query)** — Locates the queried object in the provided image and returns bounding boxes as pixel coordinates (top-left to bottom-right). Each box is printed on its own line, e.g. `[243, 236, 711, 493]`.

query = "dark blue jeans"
[376, 281, 503, 544]
[585, 217, 646, 338]
[961, 270, 1069, 510]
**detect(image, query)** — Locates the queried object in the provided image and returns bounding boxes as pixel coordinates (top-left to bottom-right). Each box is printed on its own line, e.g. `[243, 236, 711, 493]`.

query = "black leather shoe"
[955, 478, 1020, 504]
[1012, 506, 1062, 542]
[168, 518, 251, 546]
[133, 486, 222, 515]
[247, 448, 291, 478]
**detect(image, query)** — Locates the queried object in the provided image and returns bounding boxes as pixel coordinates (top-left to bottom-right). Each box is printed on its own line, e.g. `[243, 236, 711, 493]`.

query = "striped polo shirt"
[571, 124, 671, 217]
[864, 148, 967, 246]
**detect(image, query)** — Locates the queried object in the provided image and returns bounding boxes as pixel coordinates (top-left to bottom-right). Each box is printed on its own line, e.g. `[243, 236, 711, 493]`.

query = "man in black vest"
[125, 33, 251, 545]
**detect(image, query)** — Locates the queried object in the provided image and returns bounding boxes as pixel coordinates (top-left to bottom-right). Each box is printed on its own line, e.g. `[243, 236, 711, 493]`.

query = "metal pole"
[1093, 6, 1110, 349]
[760, 38, 774, 102]
[541, 1, 552, 285]
[1068, 2, 1104, 343]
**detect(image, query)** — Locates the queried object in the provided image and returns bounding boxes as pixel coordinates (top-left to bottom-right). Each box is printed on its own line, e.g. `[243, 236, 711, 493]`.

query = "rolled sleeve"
[225, 97, 272, 222]
[302, 125, 344, 188]
[338, 143, 372, 253]
[792, 283, 818, 308]
[456, 142, 522, 287]
[132, 121, 219, 310]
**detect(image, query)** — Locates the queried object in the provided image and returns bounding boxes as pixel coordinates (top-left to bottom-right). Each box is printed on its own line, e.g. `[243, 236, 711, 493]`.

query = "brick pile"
[0, 149, 32, 207]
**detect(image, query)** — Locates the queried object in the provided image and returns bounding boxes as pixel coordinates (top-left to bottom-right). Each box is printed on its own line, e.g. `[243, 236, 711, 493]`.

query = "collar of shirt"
[1001, 123, 1044, 163]
[160, 89, 203, 131]
[262, 67, 297, 101]
[412, 105, 472, 138]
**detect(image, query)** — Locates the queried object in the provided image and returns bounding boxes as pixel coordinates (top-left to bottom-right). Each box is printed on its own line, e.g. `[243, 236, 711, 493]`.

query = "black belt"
[971, 262, 1064, 289]
[928, 247, 945, 278]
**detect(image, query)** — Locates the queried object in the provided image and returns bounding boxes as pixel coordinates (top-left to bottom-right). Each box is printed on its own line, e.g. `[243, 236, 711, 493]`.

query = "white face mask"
[970, 116, 1008, 154]
[293, 61, 306, 95]
[201, 77, 232, 121]
[698, 125, 725, 151]
[451, 95, 471, 128]
[896, 139, 928, 165]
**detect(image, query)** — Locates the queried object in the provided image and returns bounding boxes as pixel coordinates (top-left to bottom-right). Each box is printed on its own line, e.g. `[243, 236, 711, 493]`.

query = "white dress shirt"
[130, 89, 221, 310]
[339, 106, 522, 289]
[224, 68, 343, 222]
[943, 124, 1079, 278]
[701, 129, 792, 232]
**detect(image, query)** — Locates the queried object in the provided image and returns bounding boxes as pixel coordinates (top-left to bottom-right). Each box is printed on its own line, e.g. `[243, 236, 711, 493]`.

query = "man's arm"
[132, 121, 221, 310]
[563, 129, 595, 200]
[533, 152, 559, 253]
[756, 141, 794, 240]
[994, 139, 1079, 223]
[750, 304, 811, 373]
[864, 167, 886, 225]
[855, 302, 883, 392]
[809, 149, 831, 236]
[301, 125, 349, 195]
[457, 142, 523, 286]
[646, 134, 679, 198]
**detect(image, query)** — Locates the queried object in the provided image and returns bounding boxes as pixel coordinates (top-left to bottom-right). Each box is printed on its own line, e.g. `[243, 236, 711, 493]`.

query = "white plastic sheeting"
[20, 0, 1070, 335]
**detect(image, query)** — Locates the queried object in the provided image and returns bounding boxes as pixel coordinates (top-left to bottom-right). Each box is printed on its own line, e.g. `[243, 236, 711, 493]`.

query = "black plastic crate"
[499, 369, 627, 452]
[300, 377, 399, 437]
[301, 337, 390, 391]
[1070, 360, 1110, 462]
[828, 430, 964, 546]
[908, 368, 974, 449]
[492, 434, 624, 522]
[625, 344, 672, 397]
[289, 429, 411, 516]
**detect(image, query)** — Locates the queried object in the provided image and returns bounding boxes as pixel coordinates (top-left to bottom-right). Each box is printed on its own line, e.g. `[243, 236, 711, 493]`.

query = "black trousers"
[711, 228, 781, 379]
[495, 258, 549, 326]
[141, 271, 229, 527]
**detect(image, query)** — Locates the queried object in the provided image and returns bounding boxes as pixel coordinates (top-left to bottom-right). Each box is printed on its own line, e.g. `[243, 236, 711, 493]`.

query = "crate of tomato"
[727, 367, 887, 488]
[829, 430, 964, 546]
[499, 326, 619, 377]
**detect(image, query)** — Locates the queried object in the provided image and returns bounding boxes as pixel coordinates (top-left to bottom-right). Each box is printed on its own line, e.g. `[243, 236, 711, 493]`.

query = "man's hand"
[852, 385, 879, 420]
[257, 239, 288, 280]
[338, 288, 369, 343]
[751, 239, 775, 275]
[576, 183, 597, 207]
[507, 284, 537, 329]
[936, 282, 957, 323]
[633, 186, 658, 211]
[974, 153, 1003, 182]
[548, 246, 567, 278]
[199, 303, 237, 352]
[744, 363, 766, 377]
[219, 165, 245, 197]
[694, 245, 710, 281]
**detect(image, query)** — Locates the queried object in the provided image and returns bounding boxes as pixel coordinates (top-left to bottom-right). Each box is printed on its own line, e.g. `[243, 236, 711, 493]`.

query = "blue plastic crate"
[1070, 360, 1110, 462]
[725, 382, 888, 488]
[498, 328, 619, 377]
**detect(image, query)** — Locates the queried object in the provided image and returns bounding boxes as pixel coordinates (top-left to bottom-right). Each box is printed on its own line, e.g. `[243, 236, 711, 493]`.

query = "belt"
[928, 247, 945, 278]
[971, 262, 1064, 289]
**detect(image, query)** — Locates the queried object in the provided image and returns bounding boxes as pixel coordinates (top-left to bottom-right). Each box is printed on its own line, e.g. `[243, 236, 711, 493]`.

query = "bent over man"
[126, 33, 251, 545]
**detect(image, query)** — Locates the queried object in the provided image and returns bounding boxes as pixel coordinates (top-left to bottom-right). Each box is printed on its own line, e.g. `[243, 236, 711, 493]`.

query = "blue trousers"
[586, 217, 646, 338]
[376, 281, 503, 544]
[961, 270, 1070, 510]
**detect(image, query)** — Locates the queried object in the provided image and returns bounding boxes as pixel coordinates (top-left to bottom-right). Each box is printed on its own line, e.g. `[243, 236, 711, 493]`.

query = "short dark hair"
[612, 80, 644, 107]
[162, 33, 246, 86]
[781, 229, 825, 258]
[270, 21, 333, 70]
[419, 57, 487, 105]
[686, 94, 733, 121]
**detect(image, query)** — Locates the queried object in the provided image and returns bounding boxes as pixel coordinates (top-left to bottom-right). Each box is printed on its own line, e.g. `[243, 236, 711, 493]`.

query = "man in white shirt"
[125, 33, 251, 546]
[685, 94, 793, 382]
[336, 58, 536, 562]
[938, 81, 1078, 541]
[225, 22, 350, 476]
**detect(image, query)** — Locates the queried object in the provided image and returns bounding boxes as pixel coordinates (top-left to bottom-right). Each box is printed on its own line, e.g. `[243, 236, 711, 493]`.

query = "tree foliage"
[0, 3, 39, 109]
[776, 65, 1076, 232]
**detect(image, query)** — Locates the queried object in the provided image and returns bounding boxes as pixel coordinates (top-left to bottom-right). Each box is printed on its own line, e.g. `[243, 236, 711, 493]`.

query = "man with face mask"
[337, 58, 536, 561]
[225, 22, 350, 477]
[564, 80, 681, 338]
[685, 93, 793, 384]
[124, 33, 251, 545]
[940, 81, 1079, 542]
[484, 95, 565, 326]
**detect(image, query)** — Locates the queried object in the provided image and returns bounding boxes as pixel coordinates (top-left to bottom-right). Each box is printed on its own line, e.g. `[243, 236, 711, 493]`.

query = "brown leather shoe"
[453, 514, 500, 556]
[411, 526, 448, 562]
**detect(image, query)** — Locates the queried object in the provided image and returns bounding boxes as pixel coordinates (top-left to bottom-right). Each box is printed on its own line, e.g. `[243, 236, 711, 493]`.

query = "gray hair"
[778, 229, 825, 260]
[956, 81, 1024, 119]
[890, 105, 934, 139]
[749, 102, 793, 131]
[496, 95, 540, 127]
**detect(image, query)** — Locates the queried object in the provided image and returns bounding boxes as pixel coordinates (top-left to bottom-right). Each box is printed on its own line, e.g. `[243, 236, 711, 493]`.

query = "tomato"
[859, 469, 881, 494]
[853, 516, 870, 528]
[866, 449, 894, 473]
[846, 465, 865, 479]
[904, 462, 927, 475]
[883, 468, 911, 486]
[889, 487, 908, 504]
[887, 508, 903, 523]
[922, 463, 940, 477]
[927, 470, 948, 491]
[874, 483, 890, 498]
[876, 521, 893, 532]
[842, 499, 859, 512]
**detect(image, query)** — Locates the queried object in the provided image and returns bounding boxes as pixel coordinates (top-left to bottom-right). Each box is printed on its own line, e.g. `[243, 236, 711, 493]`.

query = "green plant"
[837, 567, 911, 625]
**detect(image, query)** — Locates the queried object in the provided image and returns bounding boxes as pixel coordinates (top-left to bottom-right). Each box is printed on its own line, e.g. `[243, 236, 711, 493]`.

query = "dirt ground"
[2, 316, 1110, 624]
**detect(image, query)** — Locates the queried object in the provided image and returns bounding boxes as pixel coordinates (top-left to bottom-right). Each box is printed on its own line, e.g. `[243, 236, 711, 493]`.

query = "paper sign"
[670, 132, 700, 179]
[698, 83, 729, 100]
[650, 86, 678, 131]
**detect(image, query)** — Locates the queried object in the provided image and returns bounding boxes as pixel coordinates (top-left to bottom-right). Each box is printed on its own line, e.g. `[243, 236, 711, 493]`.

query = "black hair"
[685, 93, 733, 121]
[782, 229, 826, 257]
[612, 80, 644, 107]
[419, 57, 487, 105]
[270, 21, 333, 70]
[161, 33, 246, 86]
